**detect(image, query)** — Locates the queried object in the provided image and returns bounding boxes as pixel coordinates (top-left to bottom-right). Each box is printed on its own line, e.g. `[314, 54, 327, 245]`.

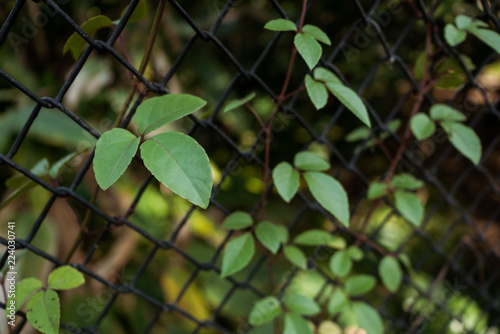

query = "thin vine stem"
[65, 0, 167, 263]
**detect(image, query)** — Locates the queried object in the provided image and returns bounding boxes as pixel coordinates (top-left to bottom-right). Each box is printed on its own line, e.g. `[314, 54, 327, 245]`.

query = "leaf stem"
[65, 0, 167, 263]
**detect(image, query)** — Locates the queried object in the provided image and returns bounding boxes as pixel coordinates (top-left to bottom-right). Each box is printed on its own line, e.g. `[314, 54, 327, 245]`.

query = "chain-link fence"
[1, 0, 500, 333]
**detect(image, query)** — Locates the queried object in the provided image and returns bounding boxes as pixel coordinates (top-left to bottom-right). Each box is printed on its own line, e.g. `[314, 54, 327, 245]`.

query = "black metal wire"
[1, 0, 499, 333]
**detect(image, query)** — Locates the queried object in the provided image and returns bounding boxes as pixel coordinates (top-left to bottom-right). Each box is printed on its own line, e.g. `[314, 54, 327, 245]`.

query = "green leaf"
[134, 94, 207, 135]
[7, 277, 42, 312]
[264, 19, 297, 32]
[379, 256, 403, 293]
[329, 251, 352, 277]
[6, 158, 49, 188]
[293, 229, 344, 248]
[466, 26, 500, 54]
[367, 182, 388, 200]
[27, 289, 60, 334]
[302, 25, 331, 45]
[392, 174, 424, 190]
[294, 151, 330, 171]
[272, 162, 300, 203]
[294, 33, 322, 70]
[63, 15, 114, 60]
[410, 113, 435, 141]
[275, 224, 289, 245]
[444, 24, 466, 46]
[93, 128, 140, 190]
[255, 221, 282, 254]
[249, 296, 282, 326]
[345, 126, 370, 142]
[120, 0, 147, 23]
[455, 15, 474, 30]
[283, 245, 307, 270]
[304, 172, 350, 226]
[49, 152, 78, 178]
[48, 266, 85, 290]
[314, 67, 342, 85]
[283, 293, 320, 316]
[305, 75, 328, 110]
[353, 302, 384, 334]
[441, 121, 482, 165]
[429, 104, 466, 122]
[221, 232, 255, 277]
[345, 275, 377, 296]
[394, 190, 424, 226]
[326, 83, 371, 128]
[0, 180, 38, 210]
[141, 132, 213, 208]
[222, 211, 253, 230]
[328, 288, 348, 315]
[283, 312, 313, 334]
[318, 321, 343, 334]
[346, 246, 364, 261]
[222, 92, 256, 113]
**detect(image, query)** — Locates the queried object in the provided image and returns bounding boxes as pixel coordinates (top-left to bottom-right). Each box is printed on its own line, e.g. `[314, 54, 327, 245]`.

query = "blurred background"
[0, 0, 500, 333]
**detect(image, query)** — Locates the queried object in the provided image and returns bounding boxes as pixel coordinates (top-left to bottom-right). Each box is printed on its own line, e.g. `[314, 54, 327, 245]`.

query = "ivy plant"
[7, 266, 85, 334]
[93, 94, 213, 208]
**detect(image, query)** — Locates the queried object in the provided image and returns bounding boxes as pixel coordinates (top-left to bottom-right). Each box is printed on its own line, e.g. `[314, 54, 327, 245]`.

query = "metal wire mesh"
[0, 0, 500, 333]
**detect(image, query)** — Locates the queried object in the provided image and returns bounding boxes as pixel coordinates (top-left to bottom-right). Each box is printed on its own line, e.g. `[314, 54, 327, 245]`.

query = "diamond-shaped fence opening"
[1, 0, 500, 333]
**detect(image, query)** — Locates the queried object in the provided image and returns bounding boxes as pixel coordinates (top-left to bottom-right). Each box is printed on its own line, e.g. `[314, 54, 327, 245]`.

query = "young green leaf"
[134, 94, 207, 135]
[325, 83, 371, 128]
[293, 229, 344, 248]
[6, 158, 49, 188]
[275, 224, 289, 245]
[444, 24, 467, 46]
[304, 172, 350, 226]
[345, 275, 377, 296]
[222, 211, 253, 230]
[318, 321, 342, 334]
[410, 113, 435, 140]
[93, 128, 140, 190]
[305, 75, 328, 110]
[222, 92, 256, 113]
[221, 232, 255, 277]
[49, 152, 78, 178]
[264, 19, 297, 32]
[314, 67, 342, 85]
[367, 182, 388, 200]
[27, 289, 60, 334]
[283, 312, 313, 334]
[255, 221, 282, 254]
[284, 245, 308, 270]
[302, 25, 331, 45]
[63, 15, 114, 60]
[379, 256, 403, 293]
[353, 302, 384, 334]
[272, 162, 300, 203]
[394, 190, 423, 226]
[345, 126, 371, 142]
[441, 121, 482, 165]
[7, 277, 42, 312]
[329, 251, 352, 277]
[283, 293, 320, 316]
[48, 266, 85, 290]
[346, 246, 364, 261]
[141, 132, 213, 208]
[294, 151, 330, 171]
[249, 296, 282, 326]
[392, 174, 423, 190]
[328, 288, 349, 315]
[466, 25, 500, 54]
[294, 33, 322, 70]
[455, 15, 475, 30]
[429, 104, 466, 122]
